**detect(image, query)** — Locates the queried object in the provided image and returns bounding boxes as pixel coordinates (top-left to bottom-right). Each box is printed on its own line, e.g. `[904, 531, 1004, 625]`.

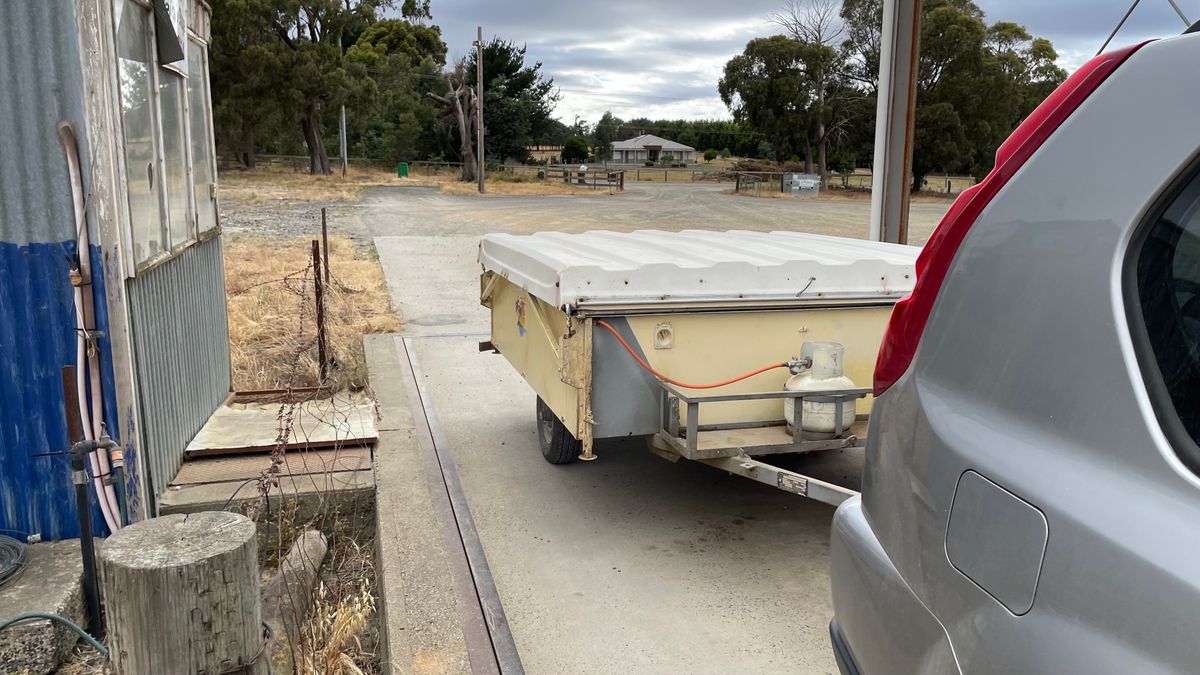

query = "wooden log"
[98, 512, 265, 674]
[262, 529, 328, 671]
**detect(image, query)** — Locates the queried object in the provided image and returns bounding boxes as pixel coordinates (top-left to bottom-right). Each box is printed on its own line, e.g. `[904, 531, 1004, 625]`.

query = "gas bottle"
[783, 341, 856, 436]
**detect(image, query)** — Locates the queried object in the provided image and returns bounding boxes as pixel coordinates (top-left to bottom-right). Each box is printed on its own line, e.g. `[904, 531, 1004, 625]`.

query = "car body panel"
[833, 34, 1200, 673]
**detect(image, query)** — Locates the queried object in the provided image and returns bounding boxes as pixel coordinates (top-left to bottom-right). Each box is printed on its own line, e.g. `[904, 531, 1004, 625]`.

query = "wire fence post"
[311, 240, 328, 383]
[320, 208, 330, 284]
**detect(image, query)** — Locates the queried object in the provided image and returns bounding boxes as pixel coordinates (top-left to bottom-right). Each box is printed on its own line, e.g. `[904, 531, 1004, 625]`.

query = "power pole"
[476, 26, 485, 193]
[339, 104, 348, 179]
[868, 0, 921, 245]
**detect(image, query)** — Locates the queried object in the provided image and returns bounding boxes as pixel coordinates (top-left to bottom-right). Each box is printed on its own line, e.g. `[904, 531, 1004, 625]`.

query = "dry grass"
[440, 180, 619, 196]
[295, 538, 378, 675]
[297, 583, 375, 675]
[219, 166, 444, 203]
[224, 233, 401, 391]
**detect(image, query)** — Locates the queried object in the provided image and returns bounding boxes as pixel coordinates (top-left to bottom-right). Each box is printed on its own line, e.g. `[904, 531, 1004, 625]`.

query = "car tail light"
[872, 41, 1151, 396]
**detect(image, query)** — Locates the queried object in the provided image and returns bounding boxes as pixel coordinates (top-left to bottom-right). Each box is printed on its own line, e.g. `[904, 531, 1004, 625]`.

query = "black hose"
[0, 535, 26, 589]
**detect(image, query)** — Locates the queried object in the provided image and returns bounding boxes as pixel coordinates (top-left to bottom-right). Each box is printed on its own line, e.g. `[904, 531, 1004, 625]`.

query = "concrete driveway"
[367, 183, 949, 674]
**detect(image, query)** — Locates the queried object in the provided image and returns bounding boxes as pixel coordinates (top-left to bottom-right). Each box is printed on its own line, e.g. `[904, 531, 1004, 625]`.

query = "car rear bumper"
[830, 496, 961, 675]
[829, 618, 862, 675]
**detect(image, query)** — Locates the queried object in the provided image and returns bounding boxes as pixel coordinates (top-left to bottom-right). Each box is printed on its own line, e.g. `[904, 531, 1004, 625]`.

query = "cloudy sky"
[424, 0, 1192, 124]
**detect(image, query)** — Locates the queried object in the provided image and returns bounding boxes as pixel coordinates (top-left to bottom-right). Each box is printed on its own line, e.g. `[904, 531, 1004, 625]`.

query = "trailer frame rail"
[652, 382, 871, 506]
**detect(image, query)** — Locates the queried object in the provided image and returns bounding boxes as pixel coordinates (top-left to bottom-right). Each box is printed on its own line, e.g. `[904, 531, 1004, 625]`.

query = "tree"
[428, 59, 478, 181]
[592, 111, 620, 160]
[346, 19, 446, 162]
[209, 0, 402, 174]
[562, 135, 589, 164]
[839, 0, 1067, 190]
[467, 39, 560, 163]
[769, 0, 855, 182]
[704, 148, 718, 162]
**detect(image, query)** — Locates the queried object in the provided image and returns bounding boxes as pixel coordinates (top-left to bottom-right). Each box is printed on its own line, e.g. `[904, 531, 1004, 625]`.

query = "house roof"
[611, 134, 695, 152]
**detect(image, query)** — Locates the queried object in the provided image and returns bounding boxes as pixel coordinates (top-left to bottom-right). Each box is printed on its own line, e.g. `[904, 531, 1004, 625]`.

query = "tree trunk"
[98, 512, 265, 675]
[816, 83, 828, 185]
[803, 145, 813, 174]
[818, 136, 828, 186]
[451, 89, 476, 182]
[302, 102, 331, 175]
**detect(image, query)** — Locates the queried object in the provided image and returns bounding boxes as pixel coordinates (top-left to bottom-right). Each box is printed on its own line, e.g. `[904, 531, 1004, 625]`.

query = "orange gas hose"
[595, 319, 787, 389]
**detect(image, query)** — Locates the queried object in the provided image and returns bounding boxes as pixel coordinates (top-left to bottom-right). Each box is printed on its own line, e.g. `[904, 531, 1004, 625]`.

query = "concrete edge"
[365, 333, 474, 675]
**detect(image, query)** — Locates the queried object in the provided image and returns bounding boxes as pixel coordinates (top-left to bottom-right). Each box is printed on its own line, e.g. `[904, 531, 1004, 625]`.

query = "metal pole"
[476, 26, 485, 194]
[868, 0, 922, 245]
[1167, 0, 1191, 25]
[339, 105, 348, 178]
[321, 207, 330, 284]
[312, 240, 327, 383]
[1097, 0, 1142, 55]
[70, 443, 101, 637]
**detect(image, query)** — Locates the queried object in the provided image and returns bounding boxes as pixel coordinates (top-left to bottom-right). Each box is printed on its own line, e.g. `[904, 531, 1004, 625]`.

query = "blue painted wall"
[0, 0, 116, 539]
[0, 242, 118, 540]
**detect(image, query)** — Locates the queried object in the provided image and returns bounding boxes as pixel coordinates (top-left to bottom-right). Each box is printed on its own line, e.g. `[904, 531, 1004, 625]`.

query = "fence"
[221, 154, 976, 196]
[835, 172, 975, 195]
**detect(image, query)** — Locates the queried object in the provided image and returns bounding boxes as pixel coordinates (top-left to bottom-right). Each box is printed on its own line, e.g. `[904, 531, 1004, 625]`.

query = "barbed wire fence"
[220, 210, 382, 674]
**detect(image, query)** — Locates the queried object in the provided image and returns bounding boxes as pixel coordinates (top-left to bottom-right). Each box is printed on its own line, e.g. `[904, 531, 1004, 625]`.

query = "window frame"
[115, 0, 214, 275]
[186, 32, 220, 237]
[1123, 152, 1200, 476]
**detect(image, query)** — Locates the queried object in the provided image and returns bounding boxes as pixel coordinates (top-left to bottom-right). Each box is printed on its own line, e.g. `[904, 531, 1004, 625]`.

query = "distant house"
[611, 134, 695, 164]
[526, 144, 563, 163]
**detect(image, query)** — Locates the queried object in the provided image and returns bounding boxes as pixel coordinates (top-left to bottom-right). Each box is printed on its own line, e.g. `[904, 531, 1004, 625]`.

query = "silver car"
[830, 33, 1200, 674]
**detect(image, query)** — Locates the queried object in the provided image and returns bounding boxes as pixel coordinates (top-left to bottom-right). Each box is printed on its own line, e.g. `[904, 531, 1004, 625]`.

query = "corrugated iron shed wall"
[0, 0, 118, 539]
[127, 234, 230, 507]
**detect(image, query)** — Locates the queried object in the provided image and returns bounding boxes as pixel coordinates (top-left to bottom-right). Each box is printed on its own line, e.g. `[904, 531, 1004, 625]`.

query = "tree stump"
[98, 512, 265, 674]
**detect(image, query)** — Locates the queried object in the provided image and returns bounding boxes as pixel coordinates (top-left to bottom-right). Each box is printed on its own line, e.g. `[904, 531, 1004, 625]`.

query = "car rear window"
[1130, 167, 1200, 470]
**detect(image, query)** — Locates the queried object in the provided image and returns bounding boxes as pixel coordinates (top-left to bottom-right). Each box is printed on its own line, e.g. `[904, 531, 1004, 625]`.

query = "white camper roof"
[478, 229, 920, 311]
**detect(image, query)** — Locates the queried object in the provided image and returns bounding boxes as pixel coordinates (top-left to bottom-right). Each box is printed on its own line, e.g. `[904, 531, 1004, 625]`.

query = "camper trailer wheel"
[537, 397, 580, 464]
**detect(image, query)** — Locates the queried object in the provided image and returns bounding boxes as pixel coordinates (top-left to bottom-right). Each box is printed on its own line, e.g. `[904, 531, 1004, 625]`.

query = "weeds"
[224, 233, 401, 391]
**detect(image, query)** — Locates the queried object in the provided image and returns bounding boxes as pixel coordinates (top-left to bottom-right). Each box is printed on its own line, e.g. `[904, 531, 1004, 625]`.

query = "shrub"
[704, 148, 717, 162]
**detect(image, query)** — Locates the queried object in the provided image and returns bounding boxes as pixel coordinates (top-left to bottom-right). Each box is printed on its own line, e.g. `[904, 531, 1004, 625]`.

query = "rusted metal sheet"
[127, 234, 231, 507]
[170, 448, 371, 486]
[184, 393, 377, 458]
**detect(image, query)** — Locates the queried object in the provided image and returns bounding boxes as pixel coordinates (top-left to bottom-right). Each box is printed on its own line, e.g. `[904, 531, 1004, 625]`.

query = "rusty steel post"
[312, 240, 328, 383]
[320, 208, 330, 284]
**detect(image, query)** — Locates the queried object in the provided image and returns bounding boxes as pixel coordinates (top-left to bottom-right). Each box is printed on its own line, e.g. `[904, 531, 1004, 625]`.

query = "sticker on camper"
[515, 299, 527, 337]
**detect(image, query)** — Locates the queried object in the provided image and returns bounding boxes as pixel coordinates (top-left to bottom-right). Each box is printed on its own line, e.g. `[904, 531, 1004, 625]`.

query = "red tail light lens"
[873, 41, 1150, 396]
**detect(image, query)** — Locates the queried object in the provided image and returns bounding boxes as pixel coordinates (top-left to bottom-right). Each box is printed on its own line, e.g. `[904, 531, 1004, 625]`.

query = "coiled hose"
[0, 535, 26, 589]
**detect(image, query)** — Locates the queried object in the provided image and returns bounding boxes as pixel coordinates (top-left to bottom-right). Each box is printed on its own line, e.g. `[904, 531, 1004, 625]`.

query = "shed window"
[187, 38, 217, 233]
[160, 71, 192, 248]
[116, 0, 162, 263]
[116, 0, 219, 270]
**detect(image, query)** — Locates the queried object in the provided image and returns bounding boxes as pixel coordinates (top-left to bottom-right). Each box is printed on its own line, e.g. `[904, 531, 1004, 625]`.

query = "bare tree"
[769, 0, 845, 47]
[769, 0, 847, 184]
[428, 59, 478, 182]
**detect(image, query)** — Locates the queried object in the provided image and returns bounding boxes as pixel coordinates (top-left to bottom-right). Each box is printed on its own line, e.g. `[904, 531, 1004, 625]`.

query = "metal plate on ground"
[185, 392, 377, 457]
[170, 448, 371, 486]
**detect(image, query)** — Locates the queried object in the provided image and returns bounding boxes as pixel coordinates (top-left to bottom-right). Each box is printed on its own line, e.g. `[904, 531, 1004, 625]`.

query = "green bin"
[397, 162, 409, 178]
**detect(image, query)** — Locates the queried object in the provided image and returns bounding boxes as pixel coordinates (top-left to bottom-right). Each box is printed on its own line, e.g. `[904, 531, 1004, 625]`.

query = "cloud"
[421, 0, 1194, 124]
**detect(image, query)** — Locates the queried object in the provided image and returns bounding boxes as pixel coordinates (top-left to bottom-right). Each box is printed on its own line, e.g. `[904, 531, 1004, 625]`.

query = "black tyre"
[536, 397, 580, 464]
